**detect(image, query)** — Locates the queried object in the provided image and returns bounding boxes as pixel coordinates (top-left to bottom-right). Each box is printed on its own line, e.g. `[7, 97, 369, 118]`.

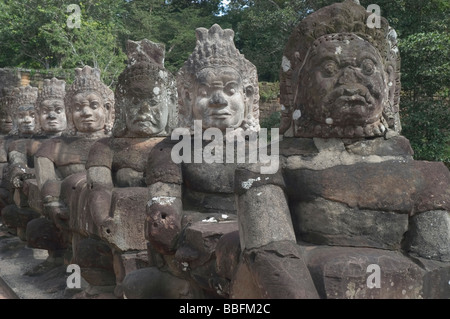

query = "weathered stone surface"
[122, 267, 202, 299]
[231, 241, 319, 299]
[1, 204, 39, 229]
[24, 179, 43, 213]
[183, 162, 237, 194]
[345, 136, 414, 157]
[72, 237, 115, 286]
[279, 137, 318, 157]
[293, 197, 408, 249]
[405, 210, 450, 262]
[146, 198, 182, 255]
[418, 257, 450, 299]
[237, 184, 295, 250]
[304, 246, 425, 299]
[26, 217, 66, 250]
[101, 187, 148, 251]
[183, 188, 235, 214]
[176, 220, 238, 269]
[216, 230, 241, 280]
[285, 160, 450, 214]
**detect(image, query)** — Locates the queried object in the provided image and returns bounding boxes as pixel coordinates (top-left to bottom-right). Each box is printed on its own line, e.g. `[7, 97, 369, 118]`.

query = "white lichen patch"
[282, 56, 291, 72]
[221, 214, 228, 220]
[293, 109, 301, 120]
[241, 177, 261, 190]
[256, 192, 262, 196]
[281, 104, 286, 111]
[202, 217, 218, 223]
[147, 196, 176, 207]
[325, 118, 333, 125]
[335, 46, 343, 55]
[153, 87, 161, 95]
[181, 262, 189, 271]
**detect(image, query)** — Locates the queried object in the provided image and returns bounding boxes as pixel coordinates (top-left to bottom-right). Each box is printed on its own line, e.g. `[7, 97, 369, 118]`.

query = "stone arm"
[144, 139, 183, 255]
[233, 167, 319, 298]
[86, 166, 114, 229]
[34, 155, 67, 221]
[7, 150, 34, 188]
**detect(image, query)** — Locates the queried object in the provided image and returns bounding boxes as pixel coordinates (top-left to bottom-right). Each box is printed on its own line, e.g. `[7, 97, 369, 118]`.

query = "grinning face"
[40, 98, 67, 134]
[17, 105, 37, 135]
[124, 78, 168, 137]
[72, 91, 107, 133]
[192, 67, 245, 131]
[301, 35, 387, 126]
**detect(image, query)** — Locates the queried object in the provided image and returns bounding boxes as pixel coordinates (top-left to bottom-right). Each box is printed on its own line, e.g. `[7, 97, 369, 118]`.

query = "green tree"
[0, 0, 127, 86]
[123, 0, 226, 74]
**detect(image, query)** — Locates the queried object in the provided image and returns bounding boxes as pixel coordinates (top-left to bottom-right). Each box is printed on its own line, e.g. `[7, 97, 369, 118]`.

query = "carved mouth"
[210, 111, 232, 119]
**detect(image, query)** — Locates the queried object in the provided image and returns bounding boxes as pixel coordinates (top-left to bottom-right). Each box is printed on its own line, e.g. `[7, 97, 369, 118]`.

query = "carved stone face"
[193, 67, 245, 131]
[0, 111, 12, 134]
[72, 91, 107, 133]
[124, 79, 168, 136]
[301, 36, 387, 126]
[17, 105, 37, 135]
[40, 98, 67, 134]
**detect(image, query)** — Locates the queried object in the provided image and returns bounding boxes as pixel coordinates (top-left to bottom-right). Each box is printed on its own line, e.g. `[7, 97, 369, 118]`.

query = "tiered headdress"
[113, 39, 178, 137]
[280, 0, 401, 137]
[10, 85, 39, 135]
[65, 66, 115, 135]
[177, 24, 260, 133]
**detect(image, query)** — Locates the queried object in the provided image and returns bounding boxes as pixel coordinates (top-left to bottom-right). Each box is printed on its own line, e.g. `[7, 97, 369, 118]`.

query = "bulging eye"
[322, 60, 339, 77]
[224, 83, 238, 96]
[362, 59, 375, 75]
[91, 102, 99, 109]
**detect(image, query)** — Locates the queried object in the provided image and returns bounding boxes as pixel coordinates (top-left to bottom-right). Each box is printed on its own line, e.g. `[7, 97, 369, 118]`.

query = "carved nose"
[80, 106, 92, 117]
[23, 116, 32, 123]
[209, 92, 227, 107]
[338, 67, 358, 85]
[48, 111, 57, 119]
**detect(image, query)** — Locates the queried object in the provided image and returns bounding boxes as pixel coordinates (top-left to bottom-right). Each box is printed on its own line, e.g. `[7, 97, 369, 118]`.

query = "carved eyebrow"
[358, 53, 378, 64]
[224, 81, 239, 86]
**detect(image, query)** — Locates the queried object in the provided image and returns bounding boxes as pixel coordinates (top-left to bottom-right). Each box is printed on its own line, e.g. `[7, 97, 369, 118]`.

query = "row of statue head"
[0, 24, 260, 140]
[0, 0, 402, 140]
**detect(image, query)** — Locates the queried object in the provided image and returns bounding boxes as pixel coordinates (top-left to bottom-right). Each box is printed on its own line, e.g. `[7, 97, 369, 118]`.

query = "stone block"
[293, 197, 408, 249]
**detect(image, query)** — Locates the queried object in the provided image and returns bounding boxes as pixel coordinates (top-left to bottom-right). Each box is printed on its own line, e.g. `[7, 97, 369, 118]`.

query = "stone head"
[280, 0, 401, 138]
[113, 39, 177, 138]
[0, 87, 15, 135]
[177, 24, 260, 134]
[65, 66, 115, 137]
[36, 78, 67, 137]
[11, 85, 39, 137]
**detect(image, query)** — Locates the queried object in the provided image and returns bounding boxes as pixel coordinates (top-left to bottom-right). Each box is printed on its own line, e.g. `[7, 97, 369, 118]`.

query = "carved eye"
[224, 82, 238, 96]
[30, 113, 35, 118]
[198, 86, 208, 97]
[55, 107, 63, 114]
[322, 60, 339, 77]
[362, 59, 375, 75]
[42, 108, 49, 114]
[90, 101, 99, 109]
